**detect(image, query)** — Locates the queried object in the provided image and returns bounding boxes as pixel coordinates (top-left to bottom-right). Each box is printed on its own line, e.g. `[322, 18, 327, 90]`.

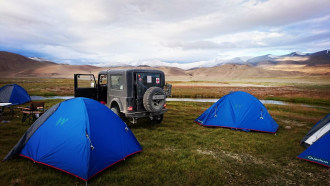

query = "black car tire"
[143, 87, 166, 112]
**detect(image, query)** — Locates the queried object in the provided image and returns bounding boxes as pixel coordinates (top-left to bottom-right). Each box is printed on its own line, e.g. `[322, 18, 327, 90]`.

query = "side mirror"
[91, 82, 95, 88]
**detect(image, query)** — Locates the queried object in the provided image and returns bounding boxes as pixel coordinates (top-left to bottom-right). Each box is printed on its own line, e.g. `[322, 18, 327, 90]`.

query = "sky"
[0, 0, 329, 69]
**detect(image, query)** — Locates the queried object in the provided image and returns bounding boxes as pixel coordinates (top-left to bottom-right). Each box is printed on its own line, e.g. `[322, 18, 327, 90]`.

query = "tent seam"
[82, 98, 92, 178]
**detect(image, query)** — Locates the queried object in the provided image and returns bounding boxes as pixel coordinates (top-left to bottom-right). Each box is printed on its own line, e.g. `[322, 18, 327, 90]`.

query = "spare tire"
[143, 87, 166, 112]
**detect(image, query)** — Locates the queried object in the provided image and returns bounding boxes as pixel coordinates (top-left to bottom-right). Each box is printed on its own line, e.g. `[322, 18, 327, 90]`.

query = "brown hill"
[0, 51, 51, 76]
[19, 64, 106, 78]
[0, 51, 108, 78]
[186, 64, 305, 81]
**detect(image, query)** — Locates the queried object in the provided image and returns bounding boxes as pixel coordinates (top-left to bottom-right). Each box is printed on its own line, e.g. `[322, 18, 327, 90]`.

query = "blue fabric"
[298, 132, 330, 167]
[84, 98, 142, 178]
[20, 97, 142, 180]
[195, 91, 278, 133]
[0, 84, 31, 105]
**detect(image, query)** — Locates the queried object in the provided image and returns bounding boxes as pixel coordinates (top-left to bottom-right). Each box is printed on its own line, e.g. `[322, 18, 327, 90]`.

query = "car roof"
[99, 69, 164, 74]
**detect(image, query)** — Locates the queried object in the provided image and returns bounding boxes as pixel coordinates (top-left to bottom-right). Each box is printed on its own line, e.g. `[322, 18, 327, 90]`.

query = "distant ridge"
[0, 50, 329, 79]
[245, 50, 330, 66]
[307, 50, 330, 66]
[247, 54, 276, 64]
[280, 52, 305, 57]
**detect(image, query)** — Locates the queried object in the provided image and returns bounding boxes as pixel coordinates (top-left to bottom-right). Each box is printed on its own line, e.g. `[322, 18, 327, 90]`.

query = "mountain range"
[0, 50, 329, 80]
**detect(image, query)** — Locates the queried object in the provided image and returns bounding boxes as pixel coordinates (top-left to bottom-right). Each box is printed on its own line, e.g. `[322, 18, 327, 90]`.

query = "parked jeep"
[74, 69, 172, 123]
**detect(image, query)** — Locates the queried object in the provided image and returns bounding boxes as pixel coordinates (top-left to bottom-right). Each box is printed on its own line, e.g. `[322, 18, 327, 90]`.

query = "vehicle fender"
[110, 98, 123, 112]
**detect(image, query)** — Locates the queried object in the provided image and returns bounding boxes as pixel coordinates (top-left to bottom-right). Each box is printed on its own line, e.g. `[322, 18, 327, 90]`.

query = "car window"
[99, 74, 107, 86]
[76, 74, 96, 88]
[110, 74, 123, 90]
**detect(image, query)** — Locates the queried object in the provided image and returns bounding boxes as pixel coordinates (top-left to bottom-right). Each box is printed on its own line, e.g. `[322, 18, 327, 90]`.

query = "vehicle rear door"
[135, 72, 162, 111]
[74, 74, 97, 100]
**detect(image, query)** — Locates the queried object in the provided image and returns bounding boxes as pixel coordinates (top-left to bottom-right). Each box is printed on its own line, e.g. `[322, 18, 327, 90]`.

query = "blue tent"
[195, 91, 278, 133]
[300, 114, 329, 148]
[0, 84, 31, 105]
[4, 97, 142, 181]
[298, 114, 329, 167]
[297, 131, 330, 167]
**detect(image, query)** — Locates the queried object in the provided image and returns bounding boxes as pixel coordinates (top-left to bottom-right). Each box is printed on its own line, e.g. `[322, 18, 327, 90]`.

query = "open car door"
[74, 74, 97, 100]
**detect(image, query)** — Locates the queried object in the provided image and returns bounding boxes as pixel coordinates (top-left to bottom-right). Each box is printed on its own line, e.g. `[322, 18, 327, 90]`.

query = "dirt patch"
[165, 146, 176, 152]
[196, 149, 217, 158]
[196, 148, 266, 165]
[281, 119, 306, 127]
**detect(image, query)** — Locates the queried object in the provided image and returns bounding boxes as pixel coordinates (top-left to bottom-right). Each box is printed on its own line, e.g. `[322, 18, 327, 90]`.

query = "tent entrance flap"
[304, 122, 330, 146]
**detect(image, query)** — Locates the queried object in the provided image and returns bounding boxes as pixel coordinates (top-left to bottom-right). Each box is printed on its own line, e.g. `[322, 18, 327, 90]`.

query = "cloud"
[0, 0, 329, 67]
[162, 40, 236, 50]
[167, 0, 330, 39]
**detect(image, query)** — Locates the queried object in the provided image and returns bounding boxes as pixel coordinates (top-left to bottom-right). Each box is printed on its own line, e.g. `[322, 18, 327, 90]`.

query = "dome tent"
[4, 97, 142, 181]
[0, 84, 31, 105]
[298, 114, 329, 167]
[195, 91, 278, 133]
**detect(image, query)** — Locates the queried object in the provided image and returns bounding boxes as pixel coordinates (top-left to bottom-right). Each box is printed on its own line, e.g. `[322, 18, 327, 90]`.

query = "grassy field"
[171, 85, 330, 107]
[0, 78, 73, 96]
[0, 77, 329, 185]
[0, 100, 329, 185]
[1, 77, 330, 106]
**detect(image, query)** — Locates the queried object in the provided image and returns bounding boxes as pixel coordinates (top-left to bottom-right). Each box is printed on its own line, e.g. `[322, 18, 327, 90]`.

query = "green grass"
[1, 77, 330, 106]
[0, 78, 74, 96]
[169, 76, 330, 87]
[1, 100, 329, 185]
[265, 97, 330, 107]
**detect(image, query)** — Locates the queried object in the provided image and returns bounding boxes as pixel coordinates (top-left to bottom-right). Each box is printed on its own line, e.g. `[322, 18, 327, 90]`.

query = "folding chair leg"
[32, 114, 37, 122]
[22, 113, 27, 123]
[28, 114, 32, 125]
[10, 107, 14, 118]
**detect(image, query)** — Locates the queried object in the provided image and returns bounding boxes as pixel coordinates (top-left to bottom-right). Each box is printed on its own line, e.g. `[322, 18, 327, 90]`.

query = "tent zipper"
[86, 133, 95, 150]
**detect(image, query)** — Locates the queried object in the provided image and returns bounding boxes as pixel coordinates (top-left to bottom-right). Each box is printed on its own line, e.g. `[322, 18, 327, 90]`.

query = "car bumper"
[125, 109, 167, 119]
